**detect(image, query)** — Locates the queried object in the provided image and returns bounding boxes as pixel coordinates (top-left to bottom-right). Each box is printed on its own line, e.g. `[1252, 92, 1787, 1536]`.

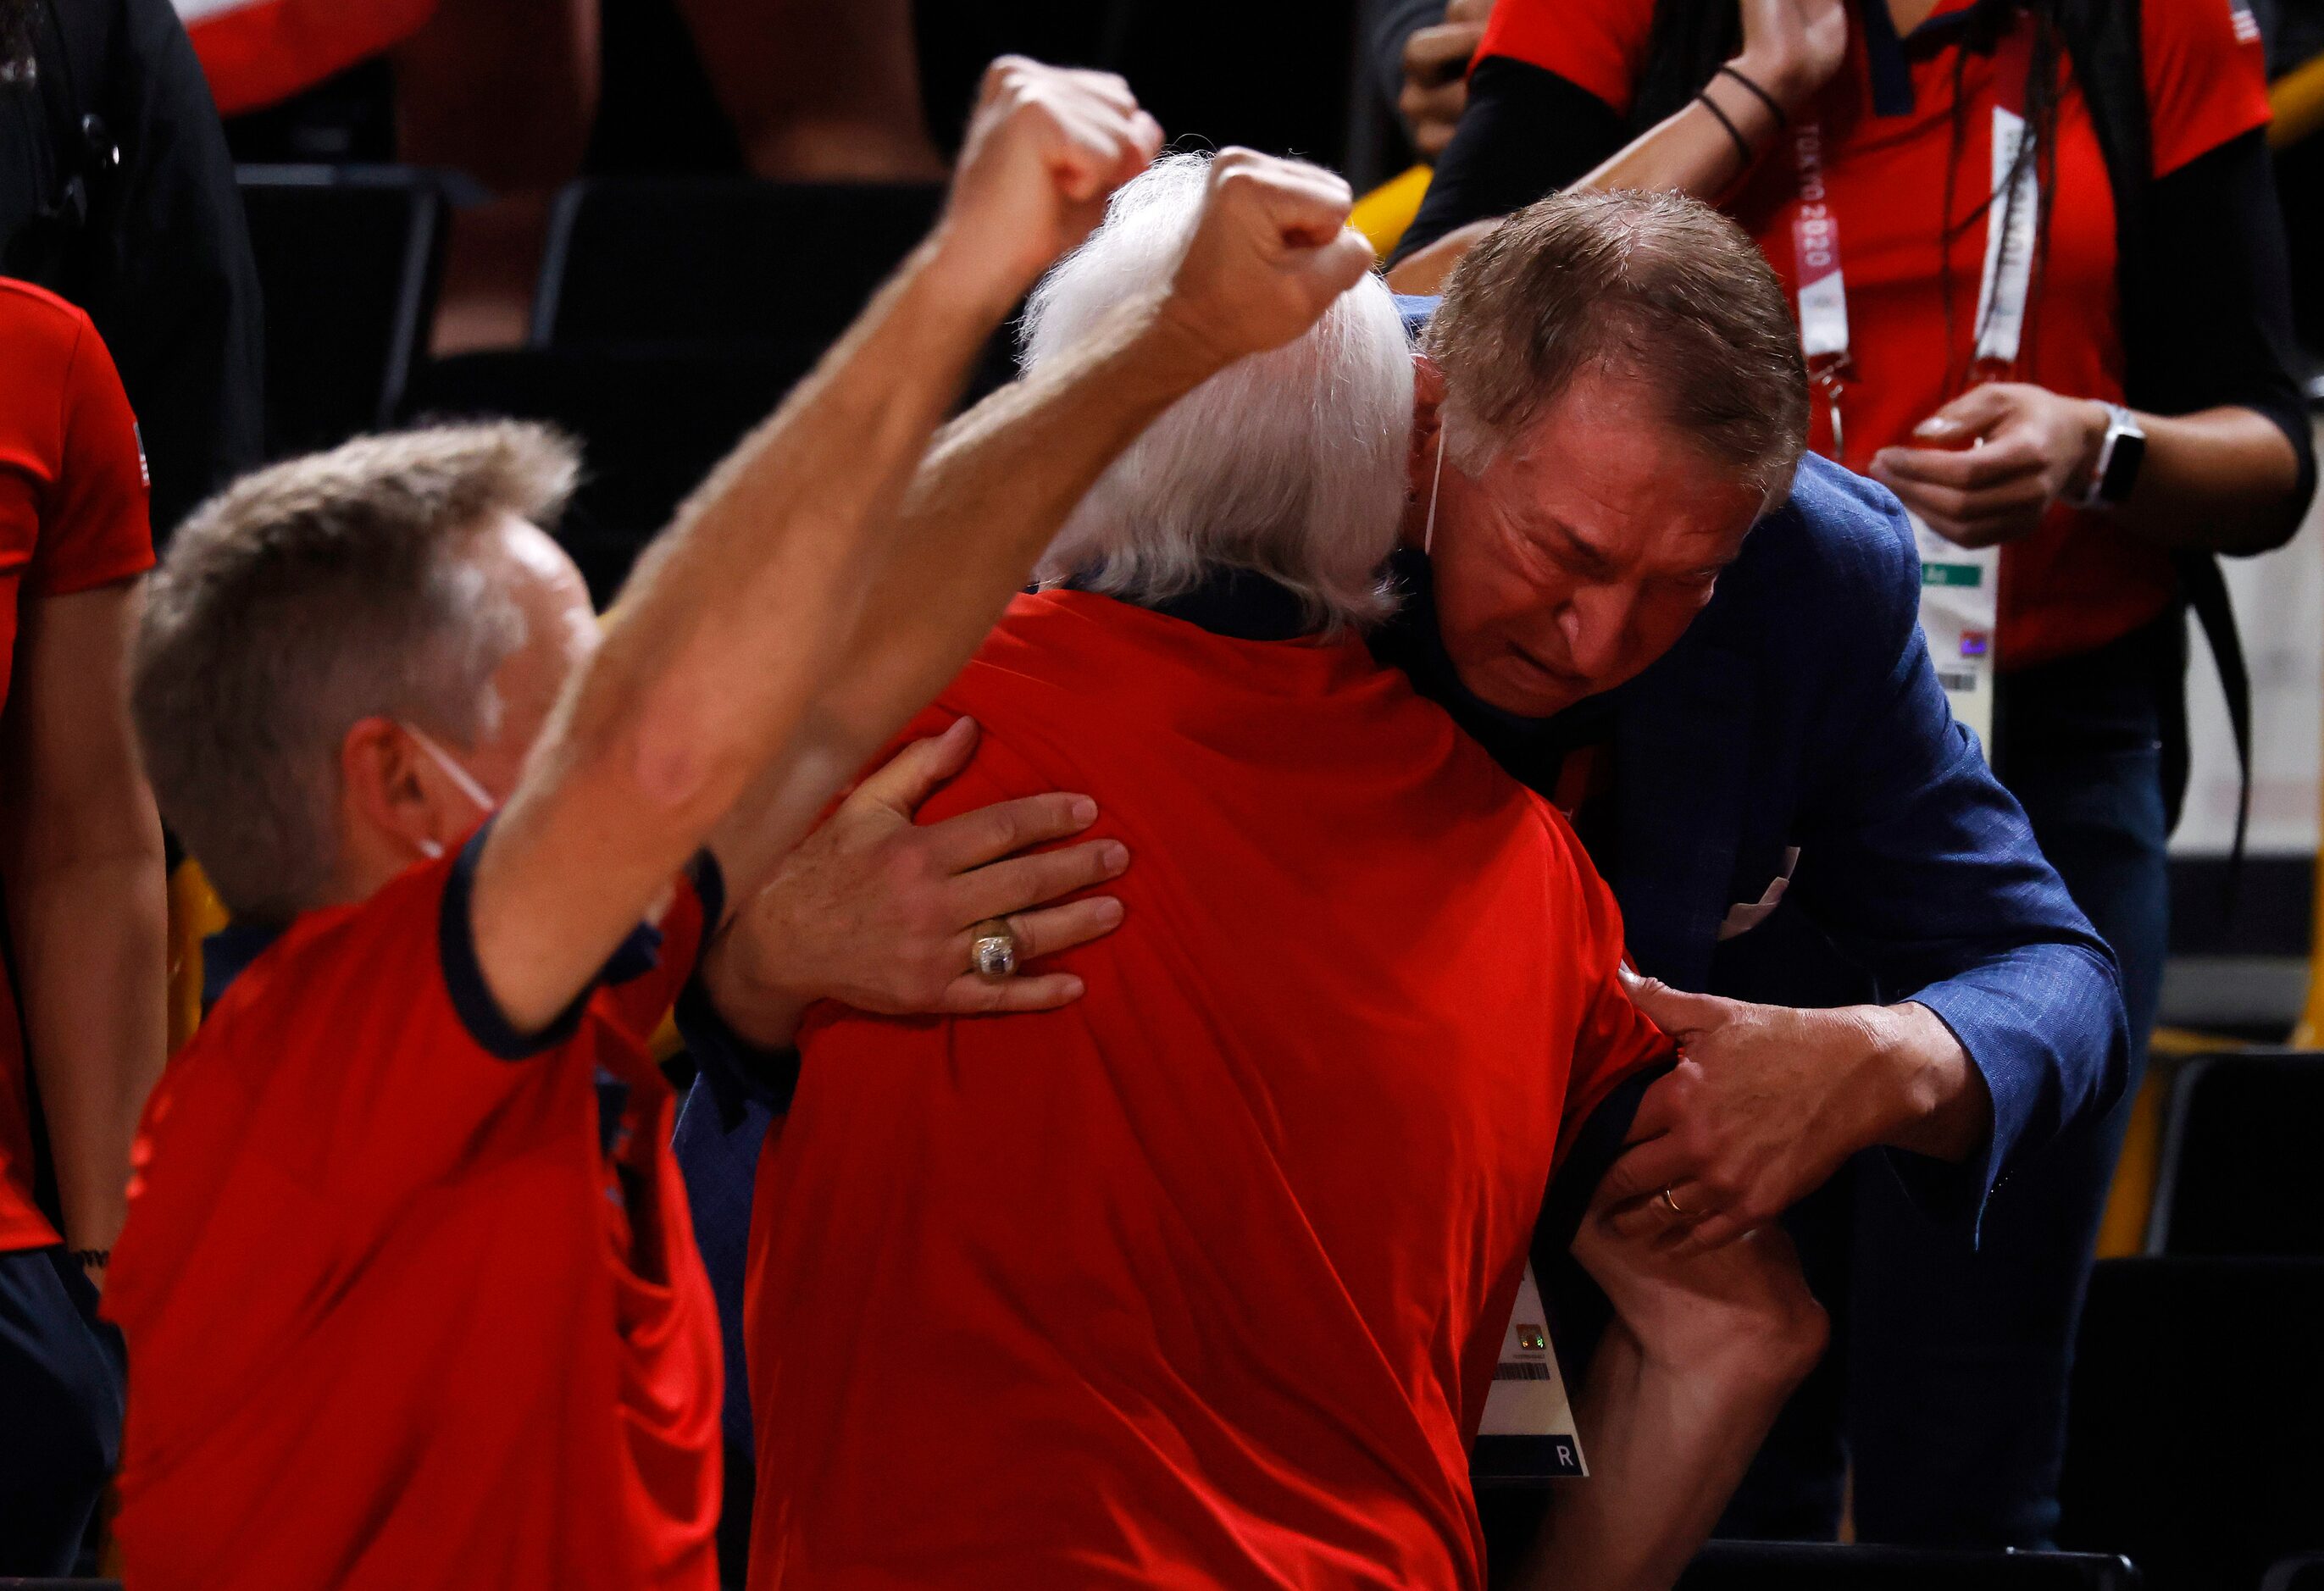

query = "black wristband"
[1717, 63, 1789, 129]
[1695, 90, 1755, 169]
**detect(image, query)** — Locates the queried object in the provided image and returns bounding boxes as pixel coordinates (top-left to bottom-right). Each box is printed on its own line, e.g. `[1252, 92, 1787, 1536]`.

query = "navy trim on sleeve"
[1534, 1058, 1675, 1261]
[676, 976, 802, 1123]
[438, 822, 594, 1062]
[689, 848, 728, 935]
[1521, 1060, 1677, 1402]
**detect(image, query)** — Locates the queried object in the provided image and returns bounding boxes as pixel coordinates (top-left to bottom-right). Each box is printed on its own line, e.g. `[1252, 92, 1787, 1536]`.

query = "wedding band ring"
[1660, 1186, 1694, 1219]
[969, 919, 1021, 979]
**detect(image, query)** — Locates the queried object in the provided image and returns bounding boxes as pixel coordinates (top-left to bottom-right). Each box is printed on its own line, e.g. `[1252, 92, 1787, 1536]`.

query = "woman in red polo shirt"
[1384, 0, 2313, 1553]
[0, 278, 169, 1572]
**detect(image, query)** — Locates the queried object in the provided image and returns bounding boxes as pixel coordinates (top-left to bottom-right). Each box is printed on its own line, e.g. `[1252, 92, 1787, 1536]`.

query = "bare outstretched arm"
[466, 59, 1165, 1034]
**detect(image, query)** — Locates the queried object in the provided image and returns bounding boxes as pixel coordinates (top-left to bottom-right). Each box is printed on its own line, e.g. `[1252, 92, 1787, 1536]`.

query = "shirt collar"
[1861, 0, 2020, 115]
[1059, 566, 1322, 643]
[202, 918, 286, 1008]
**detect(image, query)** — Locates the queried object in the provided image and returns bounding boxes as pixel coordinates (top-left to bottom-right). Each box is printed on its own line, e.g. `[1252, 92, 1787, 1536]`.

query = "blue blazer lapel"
[1610, 634, 1755, 993]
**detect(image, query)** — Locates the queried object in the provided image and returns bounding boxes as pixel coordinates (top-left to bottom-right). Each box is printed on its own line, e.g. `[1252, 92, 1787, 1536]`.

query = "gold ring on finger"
[968, 918, 1021, 979]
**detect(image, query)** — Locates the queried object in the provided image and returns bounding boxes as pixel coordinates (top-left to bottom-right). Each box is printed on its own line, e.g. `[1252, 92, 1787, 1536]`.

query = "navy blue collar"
[1061, 567, 1322, 643]
[1861, 0, 2021, 118]
[202, 919, 284, 1009]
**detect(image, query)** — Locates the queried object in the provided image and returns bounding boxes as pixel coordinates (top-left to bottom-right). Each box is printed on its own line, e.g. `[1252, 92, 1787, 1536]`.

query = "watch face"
[2101, 426, 2146, 504]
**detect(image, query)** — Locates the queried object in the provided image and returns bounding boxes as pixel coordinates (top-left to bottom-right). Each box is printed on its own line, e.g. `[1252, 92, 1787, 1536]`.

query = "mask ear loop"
[1423, 428, 1447, 557]
[399, 722, 499, 861]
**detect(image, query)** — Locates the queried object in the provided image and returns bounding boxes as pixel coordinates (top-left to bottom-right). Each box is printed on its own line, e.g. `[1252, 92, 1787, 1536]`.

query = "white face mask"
[397, 721, 498, 860]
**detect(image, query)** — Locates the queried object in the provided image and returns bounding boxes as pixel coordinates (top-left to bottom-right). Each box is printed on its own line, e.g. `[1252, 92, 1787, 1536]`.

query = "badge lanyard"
[1786, 15, 2037, 754]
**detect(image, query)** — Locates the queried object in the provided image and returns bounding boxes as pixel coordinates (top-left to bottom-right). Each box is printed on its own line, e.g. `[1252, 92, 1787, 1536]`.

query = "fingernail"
[1101, 841, 1129, 873]
[1916, 418, 1957, 437]
[1095, 897, 1126, 925]
[1061, 977, 1086, 999]
[1070, 796, 1098, 825]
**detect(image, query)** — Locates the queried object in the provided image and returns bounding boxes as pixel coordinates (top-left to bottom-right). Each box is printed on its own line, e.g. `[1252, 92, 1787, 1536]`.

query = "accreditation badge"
[1472, 1261, 1589, 1481]
[1914, 523, 2001, 751]
[1914, 18, 2040, 760]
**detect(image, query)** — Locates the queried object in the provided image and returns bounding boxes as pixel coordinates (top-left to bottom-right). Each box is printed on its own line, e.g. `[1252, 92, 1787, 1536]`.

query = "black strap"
[1715, 63, 1788, 127]
[2175, 551, 2254, 879]
[1694, 89, 1754, 167]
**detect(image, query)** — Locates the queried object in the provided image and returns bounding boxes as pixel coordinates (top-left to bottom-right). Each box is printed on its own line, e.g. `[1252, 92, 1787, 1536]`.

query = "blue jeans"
[1722, 624, 2171, 1547]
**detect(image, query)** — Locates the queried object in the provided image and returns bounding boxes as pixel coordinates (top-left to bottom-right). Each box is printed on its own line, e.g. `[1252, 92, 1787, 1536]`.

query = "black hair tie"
[1717, 64, 1789, 130]
[1695, 90, 1755, 169]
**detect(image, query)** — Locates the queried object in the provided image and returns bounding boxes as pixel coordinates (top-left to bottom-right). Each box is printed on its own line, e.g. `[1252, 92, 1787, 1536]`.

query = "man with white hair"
[718, 153, 1828, 1591]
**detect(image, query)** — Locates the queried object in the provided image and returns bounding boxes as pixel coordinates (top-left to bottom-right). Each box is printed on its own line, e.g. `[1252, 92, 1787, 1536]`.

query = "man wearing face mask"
[96, 59, 1389, 1590]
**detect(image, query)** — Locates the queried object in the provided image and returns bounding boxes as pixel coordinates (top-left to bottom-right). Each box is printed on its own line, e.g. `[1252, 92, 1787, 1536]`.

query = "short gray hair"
[1020, 153, 1414, 632]
[1428, 187, 1809, 508]
[130, 424, 579, 923]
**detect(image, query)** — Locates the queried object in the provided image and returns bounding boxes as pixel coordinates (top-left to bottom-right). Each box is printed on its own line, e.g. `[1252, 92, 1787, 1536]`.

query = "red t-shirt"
[103, 842, 723, 1591]
[1478, 0, 2272, 668]
[746, 590, 1672, 1591]
[0, 278, 155, 1251]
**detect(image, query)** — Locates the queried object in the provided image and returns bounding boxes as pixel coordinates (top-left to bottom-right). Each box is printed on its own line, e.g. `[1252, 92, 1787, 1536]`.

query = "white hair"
[1019, 154, 1415, 632]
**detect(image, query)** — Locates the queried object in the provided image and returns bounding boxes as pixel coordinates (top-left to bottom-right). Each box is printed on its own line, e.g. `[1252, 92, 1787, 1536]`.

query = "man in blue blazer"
[1389, 303, 2127, 1249]
[1384, 188, 2127, 1555]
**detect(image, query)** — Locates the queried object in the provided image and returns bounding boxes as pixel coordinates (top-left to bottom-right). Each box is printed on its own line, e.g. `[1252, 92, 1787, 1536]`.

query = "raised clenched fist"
[936, 56, 1165, 307]
[1159, 149, 1378, 370]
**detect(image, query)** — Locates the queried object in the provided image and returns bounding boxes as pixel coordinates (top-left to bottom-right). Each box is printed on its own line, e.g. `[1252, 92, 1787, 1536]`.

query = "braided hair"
[1939, 1, 2066, 391]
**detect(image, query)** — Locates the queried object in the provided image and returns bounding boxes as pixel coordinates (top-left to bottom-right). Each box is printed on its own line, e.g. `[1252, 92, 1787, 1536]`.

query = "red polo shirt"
[1478, 0, 2271, 668]
[746, 590, 1672, 1590]
[104, 838, 723, 1591]
[0, 278, 155, 1252]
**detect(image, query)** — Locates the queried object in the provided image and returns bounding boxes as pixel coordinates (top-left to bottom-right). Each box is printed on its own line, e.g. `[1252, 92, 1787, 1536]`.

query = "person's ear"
[1408, 352, 1447, 497]
[341, 718, 443, 859]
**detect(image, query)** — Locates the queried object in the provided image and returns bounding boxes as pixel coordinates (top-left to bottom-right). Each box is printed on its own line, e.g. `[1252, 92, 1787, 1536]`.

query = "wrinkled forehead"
[1478, 383, 1761, 568]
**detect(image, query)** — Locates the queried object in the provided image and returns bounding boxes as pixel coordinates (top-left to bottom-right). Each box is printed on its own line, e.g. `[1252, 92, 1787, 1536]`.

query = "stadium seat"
[2264, 1557, 2324, 1591]
[237, 165, 448, 457]
[2059, 1257, 2324, 1591]
[2145, 1050, 2324, 1256]
[400, 346, 813, 601]
[529, 177, 945, 350]
[1677, 1542, 2140, 1589]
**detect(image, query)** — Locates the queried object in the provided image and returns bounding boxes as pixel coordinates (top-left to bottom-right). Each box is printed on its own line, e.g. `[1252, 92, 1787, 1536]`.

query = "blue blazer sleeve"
[1778, 463, 2130, 1237]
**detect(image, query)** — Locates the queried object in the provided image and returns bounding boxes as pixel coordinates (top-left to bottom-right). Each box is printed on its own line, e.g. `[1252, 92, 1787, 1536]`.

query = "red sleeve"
[1548, 818, 1674, 1167]
[1473, 0, 1654, 117]
[2144, 0, 2272, 178]
[32, 314, 155, 597]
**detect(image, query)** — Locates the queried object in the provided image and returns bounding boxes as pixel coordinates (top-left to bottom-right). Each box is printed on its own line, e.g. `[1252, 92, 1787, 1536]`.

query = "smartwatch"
[2077, 402, 2146, 508]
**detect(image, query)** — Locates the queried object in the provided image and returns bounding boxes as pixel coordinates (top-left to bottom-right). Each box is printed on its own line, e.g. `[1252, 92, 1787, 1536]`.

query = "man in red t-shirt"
[104, 62, 1379, 1590]
[0, 278, 166, 1575]
[719, 157, 1828, 1591]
